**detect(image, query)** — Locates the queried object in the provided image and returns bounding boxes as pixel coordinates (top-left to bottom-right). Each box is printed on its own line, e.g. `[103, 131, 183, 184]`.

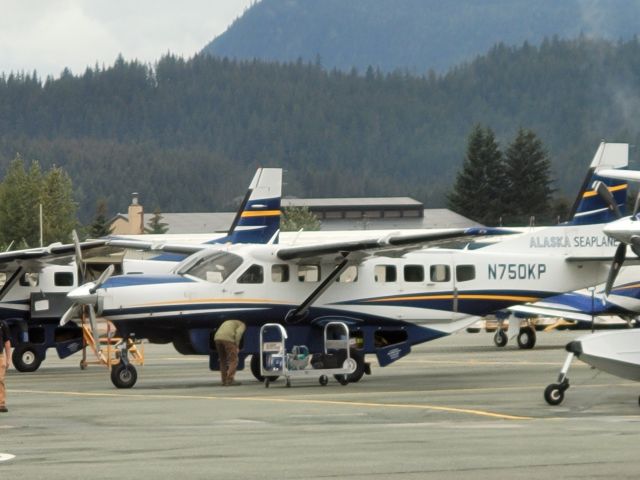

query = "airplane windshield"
[176, 251, 243, 283]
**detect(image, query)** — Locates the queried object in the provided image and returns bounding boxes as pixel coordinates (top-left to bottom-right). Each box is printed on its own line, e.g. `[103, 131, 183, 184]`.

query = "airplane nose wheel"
[110, 363, 138, 389]
[493, 329, 508, 347]
[544, 379, 569, 405]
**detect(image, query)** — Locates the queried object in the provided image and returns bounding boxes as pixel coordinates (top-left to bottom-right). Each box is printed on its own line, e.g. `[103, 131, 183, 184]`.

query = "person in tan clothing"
[0, 320, 11, 412]
[214, 319, 246, 386]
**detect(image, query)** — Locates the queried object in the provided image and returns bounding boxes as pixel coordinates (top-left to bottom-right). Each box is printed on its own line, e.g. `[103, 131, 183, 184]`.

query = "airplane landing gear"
[493, 329, 508, 347]
[517, 326, 536, 349]
[12, 344, 44, 372]
[544, 352, 574, 406]
[110, 363, 137, 389]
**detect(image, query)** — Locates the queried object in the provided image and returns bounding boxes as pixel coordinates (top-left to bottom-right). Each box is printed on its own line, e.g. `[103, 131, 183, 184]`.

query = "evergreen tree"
[145, 208, 169, 234]
[281, 206, 321, 231]
[0, 155, 42, 247]
[447, 125, 506, 225]
[503, 129, 553, 225]
[41, 165, 77, 243]
[88, 198, 112, 238]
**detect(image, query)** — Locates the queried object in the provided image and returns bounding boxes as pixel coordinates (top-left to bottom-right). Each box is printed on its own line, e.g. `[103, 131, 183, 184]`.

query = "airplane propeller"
[60, 263, 115, 346]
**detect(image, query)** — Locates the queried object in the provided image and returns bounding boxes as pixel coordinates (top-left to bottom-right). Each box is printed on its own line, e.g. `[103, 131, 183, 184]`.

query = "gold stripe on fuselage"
[582, 183, 627, 198]
[240, 210, 281, 217]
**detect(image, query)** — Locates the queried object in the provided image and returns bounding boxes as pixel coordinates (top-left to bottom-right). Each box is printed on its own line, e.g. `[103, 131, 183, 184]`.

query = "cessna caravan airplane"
[0, 167, 282, 372]
[544, 167, 640, 406]
[65, 142, 630, 388]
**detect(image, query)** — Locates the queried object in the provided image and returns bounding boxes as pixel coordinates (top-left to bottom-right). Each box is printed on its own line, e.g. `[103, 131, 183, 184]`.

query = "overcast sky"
[0, 0, 257, 79]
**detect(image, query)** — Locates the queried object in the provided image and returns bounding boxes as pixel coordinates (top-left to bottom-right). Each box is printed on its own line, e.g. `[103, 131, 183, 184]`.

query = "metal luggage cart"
[259, 322, 356, 387]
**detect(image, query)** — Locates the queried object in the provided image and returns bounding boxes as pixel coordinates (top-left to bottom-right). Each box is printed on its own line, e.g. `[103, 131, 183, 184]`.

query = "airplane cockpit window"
[54, 272, 74, 287]
[430, 264, 451, 282]
[338, 265, 358, 283]
[456, 265, 475, 282]
[271, 264, 289, 282]
[374, 265, 396, 283]
[298, 264, 320, 282]
[238, 264, 264, 284]
[404, 265, 424, 282]
[19, 272, 39, 287]
[177, 251, 243, 283]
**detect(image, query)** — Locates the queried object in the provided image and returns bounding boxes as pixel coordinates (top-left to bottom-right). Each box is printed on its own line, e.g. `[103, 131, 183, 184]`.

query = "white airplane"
[60, 143, 631, 389]
[0, 167, 282, 372]
[544, 167, 640, 406]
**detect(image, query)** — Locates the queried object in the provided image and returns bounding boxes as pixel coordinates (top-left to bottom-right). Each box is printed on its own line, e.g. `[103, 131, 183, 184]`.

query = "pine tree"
[41, 165, 77, 243]
[503, 129, 553, 225]
[144, 208, 169, 234]
[88, 198, 113, 238]
[447, 125, 506, 225]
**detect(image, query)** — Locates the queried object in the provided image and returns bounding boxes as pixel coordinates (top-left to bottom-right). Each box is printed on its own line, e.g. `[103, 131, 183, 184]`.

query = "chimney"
[128, 192, 144, 234]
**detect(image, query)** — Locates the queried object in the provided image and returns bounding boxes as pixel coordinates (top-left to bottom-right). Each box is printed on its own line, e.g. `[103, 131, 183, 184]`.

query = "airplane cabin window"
[19, 272, 39, 287]
[404, 265, 424, 282]
[178, 251, 243, 282]
[271, 264, 289, 282]
[337, 265, 358, 283]
[374, 265, 396, 282]
[430, 264, 451, 282]
[54, 272, 74, 287]
[238, 264, 264, 284]
[298, 265, 320, 282]
[456, 265, 475, 282]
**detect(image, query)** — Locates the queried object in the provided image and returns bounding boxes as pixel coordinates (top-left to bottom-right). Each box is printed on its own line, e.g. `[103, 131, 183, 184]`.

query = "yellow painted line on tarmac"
[11, 388, 531, 421]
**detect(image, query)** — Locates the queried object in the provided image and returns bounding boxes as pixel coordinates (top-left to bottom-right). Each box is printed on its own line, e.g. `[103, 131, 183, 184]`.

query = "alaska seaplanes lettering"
[529, 235, 617, 248]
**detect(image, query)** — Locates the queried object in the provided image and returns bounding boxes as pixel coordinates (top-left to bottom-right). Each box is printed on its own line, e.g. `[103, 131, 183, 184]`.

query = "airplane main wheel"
[346, 350, 366, 383]
[544, 383, 566, 406]
[250, 355, 279, 382]
[517, 327, 536, 349]
[493, 330, 508, 348]
[111, 363, 137, 389]
[12, 344, 43, 372]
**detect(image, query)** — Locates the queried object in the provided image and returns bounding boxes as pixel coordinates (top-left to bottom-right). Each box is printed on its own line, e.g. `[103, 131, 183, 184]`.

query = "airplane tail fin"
[566, 142, 628, 225]
[209, 168, 282, 245]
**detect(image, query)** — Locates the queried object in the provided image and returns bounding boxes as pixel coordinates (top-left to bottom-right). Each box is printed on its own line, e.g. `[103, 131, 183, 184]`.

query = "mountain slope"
[203, 0, 640, 73]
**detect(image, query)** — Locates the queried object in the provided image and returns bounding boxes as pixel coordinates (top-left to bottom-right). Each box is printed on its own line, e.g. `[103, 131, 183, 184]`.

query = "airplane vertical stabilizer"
[567, 142, 628, 225]
[209, 167, 282, 245]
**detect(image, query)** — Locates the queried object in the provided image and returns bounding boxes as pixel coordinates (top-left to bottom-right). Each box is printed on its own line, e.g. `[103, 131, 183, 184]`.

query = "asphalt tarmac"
[2, 330, 640, 479]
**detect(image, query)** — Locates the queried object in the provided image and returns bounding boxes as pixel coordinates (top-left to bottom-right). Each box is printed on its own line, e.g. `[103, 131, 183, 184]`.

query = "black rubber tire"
[346, 350, 366, 383]
[110, 363, 137, 389]
[250, 354, 279, 382]
[319, 375, 328, 386]
[517, 327, 536, 350]
[12, 344, 43, 372]
[493, 330, 508, 348]
[544, 383, 565, 406]
[336, 375, 349, 386]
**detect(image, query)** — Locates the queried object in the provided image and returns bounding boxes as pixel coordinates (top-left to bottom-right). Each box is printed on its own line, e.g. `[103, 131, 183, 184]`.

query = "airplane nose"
[67, 283, 98, 305]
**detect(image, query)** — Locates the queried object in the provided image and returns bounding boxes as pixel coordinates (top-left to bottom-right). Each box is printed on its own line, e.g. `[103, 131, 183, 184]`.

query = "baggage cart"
[259, 321, 356, 387]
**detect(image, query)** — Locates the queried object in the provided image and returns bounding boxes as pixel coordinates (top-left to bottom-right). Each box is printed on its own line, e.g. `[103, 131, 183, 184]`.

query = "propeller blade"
[72, 229, 87, 284]
[593, 181, 622, 219]
[605, 243, 627, 296]
[60, 303, 79, 326]
[87, 304, 102, 355]
[634, 192, 640, 219]
[630, 236, 640, 257]
[89, 264, 115, 294]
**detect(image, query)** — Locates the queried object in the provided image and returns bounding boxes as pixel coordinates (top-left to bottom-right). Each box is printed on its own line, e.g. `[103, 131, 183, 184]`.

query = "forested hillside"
[1, 37, 639, 221]
[204, 0, 640, 73]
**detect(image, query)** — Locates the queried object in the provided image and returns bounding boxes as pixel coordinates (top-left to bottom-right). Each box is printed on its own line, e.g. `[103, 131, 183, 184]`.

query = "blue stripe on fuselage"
[102, 274, 195, 289]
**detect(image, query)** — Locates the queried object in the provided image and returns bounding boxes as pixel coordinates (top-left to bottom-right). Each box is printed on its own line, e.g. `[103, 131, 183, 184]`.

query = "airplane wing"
[508, 304, 600, 323]
[0, 239, 108, 271]
[275, 227, 516, 261]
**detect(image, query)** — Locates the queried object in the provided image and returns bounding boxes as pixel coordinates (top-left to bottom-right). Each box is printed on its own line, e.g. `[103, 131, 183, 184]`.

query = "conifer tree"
[88, 198, 113, 238]
[41, 165, 77, 243]
[145, 208, 169, 234]
[503, 129, 553, 225]
[447, 125, 506, 225]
